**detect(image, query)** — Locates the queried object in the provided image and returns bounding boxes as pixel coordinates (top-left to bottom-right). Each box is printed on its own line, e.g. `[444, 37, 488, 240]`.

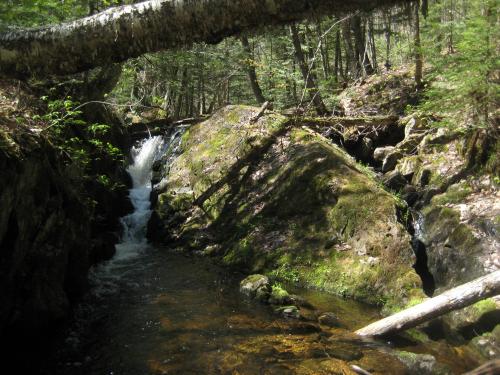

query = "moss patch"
[154, 105, 424, 310]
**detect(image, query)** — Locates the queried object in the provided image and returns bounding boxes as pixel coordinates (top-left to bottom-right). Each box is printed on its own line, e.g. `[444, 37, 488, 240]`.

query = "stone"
[395, 351, 438, 375]
[382, 170, 407, 191]
[382, 150, 403, 172]
[402, 184, 419, 205]
[275, 305, 300, 319]
[404, 116, 428, 139]
[396, 156, 421, 178]
[255, 286, 271, 303]
[152, 105, 424, 312]
[374, 146, 395, 162]
[269, 284, 291, 305]
[239, 274, 269, 297]
[395, 133, 425, 154]
[358, 137, 374, 160]
[318, 312, 341, 327]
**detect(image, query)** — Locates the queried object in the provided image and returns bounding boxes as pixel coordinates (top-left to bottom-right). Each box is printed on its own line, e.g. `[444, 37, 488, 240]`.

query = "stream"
[40, 134, 479, 375]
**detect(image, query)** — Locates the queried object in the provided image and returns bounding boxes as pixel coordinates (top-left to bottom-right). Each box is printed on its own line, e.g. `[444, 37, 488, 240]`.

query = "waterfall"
[410, 209, 436, 296]
[114, 135, 165, 261]
[88, 128, 187, 297]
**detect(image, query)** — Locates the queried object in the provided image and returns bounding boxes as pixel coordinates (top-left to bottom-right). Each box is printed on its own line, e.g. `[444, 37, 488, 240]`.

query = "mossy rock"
[153, 105, 424, 310]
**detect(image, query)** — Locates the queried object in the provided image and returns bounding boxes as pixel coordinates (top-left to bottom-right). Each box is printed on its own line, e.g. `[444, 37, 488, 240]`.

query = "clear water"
[38, 136, 479, 375]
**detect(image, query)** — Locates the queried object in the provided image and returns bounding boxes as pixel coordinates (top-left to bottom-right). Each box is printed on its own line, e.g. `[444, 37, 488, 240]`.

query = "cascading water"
[410, 209, 436, 296]
[89, 128, 187, 295]
[114, 135, 165, 261]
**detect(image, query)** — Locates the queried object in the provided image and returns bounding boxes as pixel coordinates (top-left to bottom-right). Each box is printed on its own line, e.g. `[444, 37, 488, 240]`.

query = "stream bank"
[0, 79, 132, 361]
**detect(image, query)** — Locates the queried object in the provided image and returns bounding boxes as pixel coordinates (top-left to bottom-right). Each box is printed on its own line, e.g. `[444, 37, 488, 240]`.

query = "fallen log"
[288, 115, 399, 141]
[296, 115, 399, 129]
[355, 270, 500, 337]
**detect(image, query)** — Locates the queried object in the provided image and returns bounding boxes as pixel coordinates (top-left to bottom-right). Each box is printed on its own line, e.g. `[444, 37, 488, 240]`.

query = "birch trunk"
[0, 0, 405, 78]
[356, 270, 500, 337]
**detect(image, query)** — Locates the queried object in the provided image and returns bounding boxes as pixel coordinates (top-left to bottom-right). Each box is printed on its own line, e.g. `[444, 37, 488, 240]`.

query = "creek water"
[41, 135, 479, 375]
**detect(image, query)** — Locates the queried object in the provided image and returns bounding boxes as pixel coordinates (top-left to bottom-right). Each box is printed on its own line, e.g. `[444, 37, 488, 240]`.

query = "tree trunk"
[356, 270, 500, 337]
[384, 8, 392, 70]
[414, 0, 423, 88]
[0, 0, 404, 78]
[289, 23, 328, 116]
[334, 29, 344, 82]
[368, 15, 377, 72]
[241, 35, 267, 105]
[316, 21, 330, 79]
[174, 67, 188, 120]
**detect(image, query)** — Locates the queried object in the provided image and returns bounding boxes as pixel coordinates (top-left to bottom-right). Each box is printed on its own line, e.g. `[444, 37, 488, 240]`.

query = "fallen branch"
[356, 270, 500, 337]
[250, 101, 271, 123]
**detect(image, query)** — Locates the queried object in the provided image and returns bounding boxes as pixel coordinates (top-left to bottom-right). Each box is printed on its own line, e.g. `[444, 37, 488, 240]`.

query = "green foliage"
[0, 0, 135, 30]
[419, 0, 498, 129]
[38, 96, 124, 189]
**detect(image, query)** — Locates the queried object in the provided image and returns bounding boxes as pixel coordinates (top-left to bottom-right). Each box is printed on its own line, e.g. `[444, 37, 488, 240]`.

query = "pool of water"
[39, 246, 479, 375]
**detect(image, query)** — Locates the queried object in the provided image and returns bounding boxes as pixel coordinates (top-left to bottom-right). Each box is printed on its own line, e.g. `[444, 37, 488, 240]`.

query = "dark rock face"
[0, 132, 91, 341]
[0, 126, 131, 351]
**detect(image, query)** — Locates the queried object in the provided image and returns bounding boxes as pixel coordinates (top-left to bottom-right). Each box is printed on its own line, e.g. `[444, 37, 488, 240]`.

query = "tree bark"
[0, 0, 406, 78]
[241, 35, 267, 105]
[356, 270, 500, 337]
[289, 23, 328, 116]
[414, 0, 423, 88]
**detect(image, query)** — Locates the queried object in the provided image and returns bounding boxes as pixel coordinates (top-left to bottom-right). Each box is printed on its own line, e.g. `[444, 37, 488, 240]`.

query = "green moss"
[472, 299, 497, 317]
[270, 283, 289, 299]
[432, 181, 473, 205]
[156, 105, 421, 311]
[405, 328, 430, 343]
[447, 223, 479, 249]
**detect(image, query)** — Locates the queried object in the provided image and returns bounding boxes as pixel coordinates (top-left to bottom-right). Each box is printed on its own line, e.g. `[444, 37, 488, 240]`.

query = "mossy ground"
[154, 105, 425, 310]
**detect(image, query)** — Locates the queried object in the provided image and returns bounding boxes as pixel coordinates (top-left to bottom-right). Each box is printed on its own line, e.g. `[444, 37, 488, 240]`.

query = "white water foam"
[88, 136, 165, 296]
[114, 135, 166, 260]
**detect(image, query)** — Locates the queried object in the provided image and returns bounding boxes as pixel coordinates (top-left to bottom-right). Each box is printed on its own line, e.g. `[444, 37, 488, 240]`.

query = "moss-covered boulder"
[420, 178, 499, 292]
[151, 105, 425, 310]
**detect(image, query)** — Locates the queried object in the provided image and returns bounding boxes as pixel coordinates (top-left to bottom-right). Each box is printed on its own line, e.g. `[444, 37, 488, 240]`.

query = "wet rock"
[240, 274, 269, 298]
[401, 184, 419, 205]
[327, 347, 363, 361]
[382, 170, 407, 191]
[394, 351, 438, 375]
[468, 324, 500, 360]
[275, 305, 300, 319]
[317, 312, 341, 327]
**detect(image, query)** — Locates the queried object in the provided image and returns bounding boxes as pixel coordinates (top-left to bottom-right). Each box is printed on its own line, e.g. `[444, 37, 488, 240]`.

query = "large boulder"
[150, 105, 424, 310]
[420, 178, 499, 292]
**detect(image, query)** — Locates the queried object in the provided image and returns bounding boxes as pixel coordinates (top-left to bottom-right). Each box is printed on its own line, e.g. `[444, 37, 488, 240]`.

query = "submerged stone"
[318, 312, 341, 327]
